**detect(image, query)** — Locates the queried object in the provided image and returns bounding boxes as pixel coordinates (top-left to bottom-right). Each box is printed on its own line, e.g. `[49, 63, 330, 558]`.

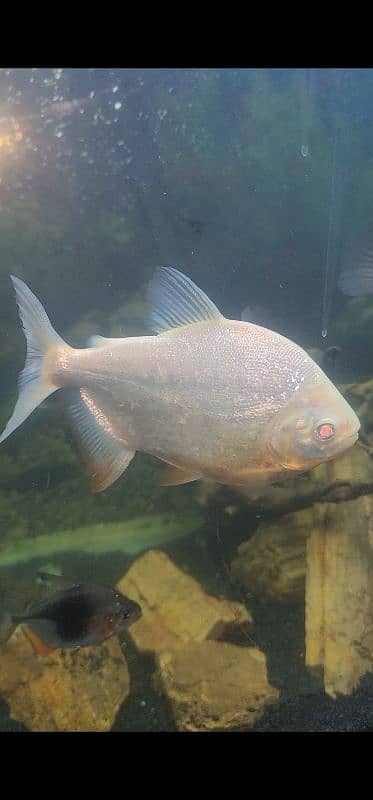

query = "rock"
[0, 627, 130, 731]
[117, 552, 276, 731]
[156, 641, 278, 731]
[231, 508, 309, 603]
[117, 550, 251, 654]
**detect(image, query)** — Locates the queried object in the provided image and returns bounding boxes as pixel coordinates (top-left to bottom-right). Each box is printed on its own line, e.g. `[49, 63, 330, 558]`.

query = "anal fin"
[22, 625, 56, 658]
[66, 389, 135, 492]
[158, 464, 201, 486]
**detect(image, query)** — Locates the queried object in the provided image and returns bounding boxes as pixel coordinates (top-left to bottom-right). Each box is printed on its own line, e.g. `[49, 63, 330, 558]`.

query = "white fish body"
[0, 268, 360, 491]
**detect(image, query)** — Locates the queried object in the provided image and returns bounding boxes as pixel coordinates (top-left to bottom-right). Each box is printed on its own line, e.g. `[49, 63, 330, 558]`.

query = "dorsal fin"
[147, 267, 224, 334]
[36, 572, 79, 592]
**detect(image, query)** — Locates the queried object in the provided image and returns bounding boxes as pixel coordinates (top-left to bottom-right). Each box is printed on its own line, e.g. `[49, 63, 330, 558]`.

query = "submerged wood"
[305, 495, 373, 697]
[230, 377, 373, 698]
[232, 489, 373, 697]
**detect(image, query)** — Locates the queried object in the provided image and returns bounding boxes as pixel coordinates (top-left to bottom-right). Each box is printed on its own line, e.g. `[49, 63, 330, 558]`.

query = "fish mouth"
[317, 428, 359, 464]
[340, 421, 360, 447]
[340, 429, 360, 451]
[276, 428, 359, 472]
[127, 601, 142, 625]
[348, 429, 360, 445]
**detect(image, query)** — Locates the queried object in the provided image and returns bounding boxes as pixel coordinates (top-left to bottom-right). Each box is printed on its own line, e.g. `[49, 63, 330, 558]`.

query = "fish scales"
[0, 267, 360, 490]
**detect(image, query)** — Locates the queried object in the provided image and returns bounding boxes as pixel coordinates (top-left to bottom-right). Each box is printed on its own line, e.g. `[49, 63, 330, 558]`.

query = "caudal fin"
[0, 276, 65, 444]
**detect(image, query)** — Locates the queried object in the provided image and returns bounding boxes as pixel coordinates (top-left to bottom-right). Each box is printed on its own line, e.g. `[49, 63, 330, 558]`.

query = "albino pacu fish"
[0, 268, 360, 490]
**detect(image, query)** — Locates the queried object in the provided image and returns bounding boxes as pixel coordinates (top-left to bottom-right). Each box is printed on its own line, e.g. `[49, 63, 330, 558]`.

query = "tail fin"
[0, 276, 65, 444]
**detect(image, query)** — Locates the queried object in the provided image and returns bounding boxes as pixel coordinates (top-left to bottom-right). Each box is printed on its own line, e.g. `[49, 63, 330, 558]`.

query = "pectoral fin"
[158, 464, 201, 486]
[66, 389, 135, 492]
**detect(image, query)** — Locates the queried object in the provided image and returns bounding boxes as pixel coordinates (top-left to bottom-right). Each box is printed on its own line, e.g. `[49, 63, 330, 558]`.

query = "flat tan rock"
[117, 550, 251, 653]
[156, 641, 278, 731]
[0, 627, 130, 731]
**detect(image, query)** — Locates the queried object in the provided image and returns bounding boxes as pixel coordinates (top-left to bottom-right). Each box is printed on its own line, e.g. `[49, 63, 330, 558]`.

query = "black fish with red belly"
[8, 572, 142, 657]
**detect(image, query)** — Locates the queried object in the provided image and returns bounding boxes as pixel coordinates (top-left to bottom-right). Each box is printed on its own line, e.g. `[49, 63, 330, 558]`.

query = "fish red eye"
[315, 421, 336, 441]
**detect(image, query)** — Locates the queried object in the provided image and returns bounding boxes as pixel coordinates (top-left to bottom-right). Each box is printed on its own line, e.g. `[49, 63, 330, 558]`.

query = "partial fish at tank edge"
[339, 245, 373, 297]
[0, 268, 360, 492]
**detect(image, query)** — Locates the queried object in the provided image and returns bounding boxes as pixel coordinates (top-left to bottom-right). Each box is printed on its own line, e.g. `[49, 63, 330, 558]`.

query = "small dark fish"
[0, 572, 142, 657]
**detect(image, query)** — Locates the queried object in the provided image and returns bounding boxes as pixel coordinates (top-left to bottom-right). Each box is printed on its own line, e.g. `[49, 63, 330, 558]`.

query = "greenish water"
[1, 68, 373, 732]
